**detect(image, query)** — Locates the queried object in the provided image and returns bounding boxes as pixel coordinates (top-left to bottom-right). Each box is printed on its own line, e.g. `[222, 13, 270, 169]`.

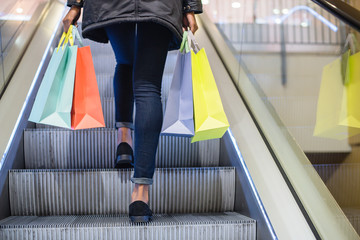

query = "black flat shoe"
[129, 201, 153, 223]
[115, 142, 134, 168]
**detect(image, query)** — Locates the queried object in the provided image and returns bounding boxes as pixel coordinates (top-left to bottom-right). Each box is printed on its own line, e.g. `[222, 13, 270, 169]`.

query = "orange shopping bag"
[71, 45, 105, 130]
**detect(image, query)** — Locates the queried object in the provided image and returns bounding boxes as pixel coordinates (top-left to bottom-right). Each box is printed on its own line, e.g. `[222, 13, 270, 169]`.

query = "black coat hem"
[82, 17, 183, 51]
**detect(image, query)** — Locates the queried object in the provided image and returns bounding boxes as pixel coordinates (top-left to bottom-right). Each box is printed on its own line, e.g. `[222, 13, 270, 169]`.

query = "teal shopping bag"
[29, 26, 77, 128]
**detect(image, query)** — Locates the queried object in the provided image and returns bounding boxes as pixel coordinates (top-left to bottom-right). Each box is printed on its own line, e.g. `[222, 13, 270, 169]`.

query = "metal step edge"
[24, 129, 220, 168]
[9, 167, 235, 215]
[0, 212, 254, 227]
[0, 213, 255, 240]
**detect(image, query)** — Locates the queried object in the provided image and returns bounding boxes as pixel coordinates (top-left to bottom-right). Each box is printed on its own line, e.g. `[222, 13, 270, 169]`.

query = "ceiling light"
[282, 8, 289, 14]
[275, 18, 282, 24]
[232, 2, 241, 8]
[16, 8, 23, 14]
[301, 21, 309, 27]
[202, 0, 209, 4]
[273, 9, 280, 15]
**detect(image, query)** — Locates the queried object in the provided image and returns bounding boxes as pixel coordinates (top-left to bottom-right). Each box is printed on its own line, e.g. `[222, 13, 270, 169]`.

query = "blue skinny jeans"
[105, 22, 172, 185]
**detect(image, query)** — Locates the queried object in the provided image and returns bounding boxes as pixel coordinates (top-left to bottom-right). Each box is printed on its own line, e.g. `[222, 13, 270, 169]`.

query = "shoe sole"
[114, 154, 133, 168]
[130, 215, 152, 223]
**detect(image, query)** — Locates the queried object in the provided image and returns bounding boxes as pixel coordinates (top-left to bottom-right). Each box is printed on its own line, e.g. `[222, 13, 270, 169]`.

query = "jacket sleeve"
[67, 0, 84, 8]
[183, 0, 203, 14]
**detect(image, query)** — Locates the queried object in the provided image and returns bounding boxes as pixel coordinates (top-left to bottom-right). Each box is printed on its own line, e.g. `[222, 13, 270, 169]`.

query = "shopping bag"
[29, 26, 77, 129]
[313, 51, 360, 139]
[71, 27, 105, 130]
[339, 51, 360, 128]
[188, 31, 229, 143]
[161, 31, 194, 136]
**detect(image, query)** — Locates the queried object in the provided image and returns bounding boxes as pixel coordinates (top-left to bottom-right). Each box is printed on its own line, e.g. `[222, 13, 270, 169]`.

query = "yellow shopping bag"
[339, 51, 360, 128]
[314, 51, 360, 139]
[190, 42, 229, 143]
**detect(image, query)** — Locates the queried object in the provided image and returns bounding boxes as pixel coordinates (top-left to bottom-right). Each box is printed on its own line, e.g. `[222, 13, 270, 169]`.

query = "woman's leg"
[105, 23, 136, 147]
[131, 22, 172, 202]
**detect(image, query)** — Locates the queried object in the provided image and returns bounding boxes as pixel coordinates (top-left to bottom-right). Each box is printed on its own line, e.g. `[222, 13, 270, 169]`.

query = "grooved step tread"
[0, 213, 256, 240]
[10, 168, 235, 215]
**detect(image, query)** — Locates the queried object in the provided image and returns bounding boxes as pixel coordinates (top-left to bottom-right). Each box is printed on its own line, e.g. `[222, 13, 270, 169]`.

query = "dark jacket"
[67, 0, 202, 50]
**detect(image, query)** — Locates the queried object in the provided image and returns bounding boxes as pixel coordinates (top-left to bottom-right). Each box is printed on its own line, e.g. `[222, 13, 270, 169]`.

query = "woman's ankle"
[117, 127, 132, 147]
[131, 184, 149, 204]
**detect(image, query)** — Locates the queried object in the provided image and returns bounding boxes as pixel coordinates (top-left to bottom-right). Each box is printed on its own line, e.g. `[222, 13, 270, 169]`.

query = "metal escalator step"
[94, 72, 174, 99]
[90, 51, 177, 76]
[0, 213, 256, 240]
[9, 168, 235, 215]
[96, 74, 114, 98]
[24, 129, 219, 168]
[92, 55, 116, 75]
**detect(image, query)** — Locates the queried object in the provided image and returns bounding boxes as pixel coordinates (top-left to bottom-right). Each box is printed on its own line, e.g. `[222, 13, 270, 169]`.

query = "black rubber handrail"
[312, 0, 360, 32]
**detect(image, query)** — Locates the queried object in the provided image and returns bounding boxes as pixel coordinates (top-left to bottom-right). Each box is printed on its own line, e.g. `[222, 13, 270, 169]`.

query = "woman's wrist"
[71, 5, 81, 11]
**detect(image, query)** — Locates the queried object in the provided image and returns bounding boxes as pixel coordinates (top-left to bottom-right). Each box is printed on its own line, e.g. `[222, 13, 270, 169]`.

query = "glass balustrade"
[203, 0, 360, 238]
[0, 0, 50, 96]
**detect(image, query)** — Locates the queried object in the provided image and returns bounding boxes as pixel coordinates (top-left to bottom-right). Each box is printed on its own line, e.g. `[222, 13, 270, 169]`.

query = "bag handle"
[56, 25, 73, 52]
[56, 25, 84, 52]
[72, 25, 84, 47]
[343, 33, 358, 55]
[180, 31, 190, 53]
[187, 30, 200, 53]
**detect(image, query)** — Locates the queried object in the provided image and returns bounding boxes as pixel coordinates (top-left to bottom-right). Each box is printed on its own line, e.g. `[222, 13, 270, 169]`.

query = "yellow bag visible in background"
[191, 48, 229, 143]
[339, 51, 360, 128]
[314, 54, 360, 139]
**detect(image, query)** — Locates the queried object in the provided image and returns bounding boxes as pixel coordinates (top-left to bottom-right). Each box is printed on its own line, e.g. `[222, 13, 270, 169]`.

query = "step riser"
[24, 130, 220, 168]
[10, 168, 234, 215]
[95, 73, 173, 101]
[95, 72, 173, 99]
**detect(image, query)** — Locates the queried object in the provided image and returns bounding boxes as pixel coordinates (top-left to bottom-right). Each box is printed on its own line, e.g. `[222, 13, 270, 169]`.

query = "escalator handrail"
[312, 0, 360, 31]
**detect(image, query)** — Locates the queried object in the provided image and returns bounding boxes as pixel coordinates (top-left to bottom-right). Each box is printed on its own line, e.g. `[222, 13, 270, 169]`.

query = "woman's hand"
[62, 6, 81, 33]
[182, 12, 198, 34]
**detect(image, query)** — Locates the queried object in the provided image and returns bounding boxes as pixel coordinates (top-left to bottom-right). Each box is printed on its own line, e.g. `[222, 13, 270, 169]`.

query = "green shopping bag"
[29, 26, 78, 128]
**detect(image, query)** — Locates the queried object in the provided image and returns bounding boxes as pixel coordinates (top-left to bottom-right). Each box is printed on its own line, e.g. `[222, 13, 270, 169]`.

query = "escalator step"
[91, 50, 177, 75]
[9, 168, 235, 215]
[0, 212, 255, 240]
[24, 129, 220, 169]
[93, 73, 173, 101]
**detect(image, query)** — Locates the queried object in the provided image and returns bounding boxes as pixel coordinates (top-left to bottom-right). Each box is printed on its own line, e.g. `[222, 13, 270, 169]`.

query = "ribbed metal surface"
[101, 98, 115, 128]
[97, 74, 114, 98]
[313, 164, 360, 207]
[0, 213, 256, 240]
[24, 129, 219, 169]
[92, 54, 117, 75]
[9, 168, 235, 215]
[343, 208, 360, 236]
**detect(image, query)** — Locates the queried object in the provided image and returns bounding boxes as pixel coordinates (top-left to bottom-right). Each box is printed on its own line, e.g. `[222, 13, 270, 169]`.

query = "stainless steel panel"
[9, 168, 235, 215]
[24, 129, 219, 169]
